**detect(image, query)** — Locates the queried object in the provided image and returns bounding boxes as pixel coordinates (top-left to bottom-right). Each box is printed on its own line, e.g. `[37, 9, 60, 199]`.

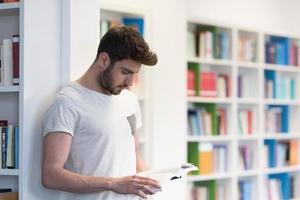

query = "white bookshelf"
[0, 0, 21, 195]
[186, 20, 300, 200]
[100, 4, 152, 165]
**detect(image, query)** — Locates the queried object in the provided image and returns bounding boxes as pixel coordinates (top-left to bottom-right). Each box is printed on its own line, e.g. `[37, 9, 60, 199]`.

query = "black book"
[0, 188, 12, 193]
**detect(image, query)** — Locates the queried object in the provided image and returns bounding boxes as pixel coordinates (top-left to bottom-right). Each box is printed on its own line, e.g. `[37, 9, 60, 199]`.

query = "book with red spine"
[12, 35, 19, 86]
[200, 72, 217, 97]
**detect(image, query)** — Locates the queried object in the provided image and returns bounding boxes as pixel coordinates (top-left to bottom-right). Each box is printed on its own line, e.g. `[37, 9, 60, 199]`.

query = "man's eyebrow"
[120, 67, 135, 73]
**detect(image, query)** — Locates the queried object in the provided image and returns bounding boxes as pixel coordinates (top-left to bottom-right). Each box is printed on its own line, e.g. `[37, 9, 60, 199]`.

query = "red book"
[0, 120, 8, 127]
[247, 111, 252, 134]
[12, 35, 19, 85]
[187, 69, 196, 96]
[200, 72, 217, 97]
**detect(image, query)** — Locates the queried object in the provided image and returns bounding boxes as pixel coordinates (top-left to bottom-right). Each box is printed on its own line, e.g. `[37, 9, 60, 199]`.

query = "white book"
[2, 39, 13, 86]
[6, 125, 14, 168]
[137, 163, 198, 192]
[268, 179, 281, 200]
[187, 31, 196, 57]
[0, 127, 2, 169]
[197, 187, 208, 200]
[205, 31, 213, 59]
[0, 44, 4, 86]
[217, 76, 226, 97]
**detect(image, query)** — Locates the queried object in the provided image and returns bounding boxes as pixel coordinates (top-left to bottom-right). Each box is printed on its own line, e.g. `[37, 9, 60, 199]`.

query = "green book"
[187, 142, 199, 175]
[188, 62, 200, 96]
[194, 180, 216, 200]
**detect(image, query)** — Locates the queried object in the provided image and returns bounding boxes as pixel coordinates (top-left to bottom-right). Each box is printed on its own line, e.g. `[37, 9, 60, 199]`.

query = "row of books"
[188, 142, 227, 175]
[264, 140, 298, 168]
[187, 27, 230, 60]
[265, 36, 300, 66]
[187, 68, 230, 98]
[264, 70, 296, 100]
[0, 120, 19, 169]
[0, 35, 20, 86]
[190, 181, 227, 200]
[238, 109, 253, 135]
[188, 107, 226, 136]
[266, 173, 292, 200]
[0, 0, 18, 3]
[238, 145, 253, 170]
[100, 17, 144, 38]
[238, 180, 252, 200]
[265, 105, 288, 133]
[238, 37, 257, 62]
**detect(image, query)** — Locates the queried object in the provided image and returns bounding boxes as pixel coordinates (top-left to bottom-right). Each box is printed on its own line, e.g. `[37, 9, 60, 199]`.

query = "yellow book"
[199, 143, 213, 174]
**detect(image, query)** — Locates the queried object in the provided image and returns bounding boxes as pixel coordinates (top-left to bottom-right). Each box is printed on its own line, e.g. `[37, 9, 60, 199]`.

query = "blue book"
[264, 70, 276, 98]
[14, 127, 19, 169]
[268, 105, 289, 133]
[269, 173, 290, 200]
[220, 31, 229, 59]
[123, 17, 144, 37]
[270, 36, 290, 65]
[264, 139, 277, 167]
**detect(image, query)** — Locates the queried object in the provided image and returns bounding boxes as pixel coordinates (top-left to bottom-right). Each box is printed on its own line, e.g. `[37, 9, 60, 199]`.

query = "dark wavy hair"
[95, 26, 157, 66]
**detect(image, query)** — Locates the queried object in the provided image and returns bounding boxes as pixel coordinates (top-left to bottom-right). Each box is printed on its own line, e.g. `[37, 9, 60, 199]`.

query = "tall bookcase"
[0, 0, 21, 195]
[186, 19, 300, 200]
[100, 3, 152, 164]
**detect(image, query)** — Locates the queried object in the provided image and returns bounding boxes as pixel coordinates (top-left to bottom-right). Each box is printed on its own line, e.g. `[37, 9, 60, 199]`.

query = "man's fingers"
[133, 176, 161, 188]
[137, 190, 147, 199]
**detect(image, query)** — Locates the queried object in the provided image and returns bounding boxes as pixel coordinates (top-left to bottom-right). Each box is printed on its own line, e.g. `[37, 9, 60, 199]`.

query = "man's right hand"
[110, 175, 162, 199]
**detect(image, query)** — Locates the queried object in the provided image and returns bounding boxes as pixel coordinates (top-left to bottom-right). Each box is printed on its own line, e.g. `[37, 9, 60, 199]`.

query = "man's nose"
[126, 74, 135, 86]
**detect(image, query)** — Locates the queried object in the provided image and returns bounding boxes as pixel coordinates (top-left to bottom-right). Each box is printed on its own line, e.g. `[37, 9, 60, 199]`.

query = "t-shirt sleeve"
[43, 97, 78, 137]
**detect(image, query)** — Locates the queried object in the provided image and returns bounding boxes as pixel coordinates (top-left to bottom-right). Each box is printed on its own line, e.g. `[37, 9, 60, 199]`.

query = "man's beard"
[97, 65, 127, 95]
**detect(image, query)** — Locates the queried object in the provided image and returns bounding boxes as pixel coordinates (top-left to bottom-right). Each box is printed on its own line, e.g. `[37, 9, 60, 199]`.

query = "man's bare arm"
[42, 132, 160, 198]
[134, 133, 149, 173]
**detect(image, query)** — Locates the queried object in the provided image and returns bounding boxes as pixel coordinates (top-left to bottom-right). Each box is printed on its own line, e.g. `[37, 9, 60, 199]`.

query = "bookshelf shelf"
[237, 170, 260, 177]
[187, 57, 233, 67]
[187, 173, 233, 182]
[237, 98, 260, 104]
[236, 135, 260, 140]
[187, 135, 232, 142]
[263, 99, 300, 105]
[0, 169, 19, 176]
[264, 64, 300, 73]
[237, 62, 261, 69]
[0, 2, 19, 16]
[264, 165, 300, 174]
[0, 86, 20, 92]
[187, 96, 233, 104]
[263, 133, 300, 140]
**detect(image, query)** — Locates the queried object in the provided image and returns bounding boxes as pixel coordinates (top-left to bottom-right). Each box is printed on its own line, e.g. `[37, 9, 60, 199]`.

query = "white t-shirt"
[43, 82, 142, 200]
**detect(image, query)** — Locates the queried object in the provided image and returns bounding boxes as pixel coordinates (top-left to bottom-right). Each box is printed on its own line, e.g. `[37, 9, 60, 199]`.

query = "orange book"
[290, 140, 298, 166]
[198, 143, 213, 174]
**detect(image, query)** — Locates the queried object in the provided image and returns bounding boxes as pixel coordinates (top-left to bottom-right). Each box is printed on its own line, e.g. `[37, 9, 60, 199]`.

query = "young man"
[42, 26, 161, 200]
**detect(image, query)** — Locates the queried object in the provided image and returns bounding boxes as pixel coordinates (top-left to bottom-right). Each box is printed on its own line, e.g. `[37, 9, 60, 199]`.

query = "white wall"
[21, 0, 100, 199]
[187, 0, 300, 36]
[22, 0, 61, 199]
[149, 0, 187, 198]
[62, 0, 100, 84]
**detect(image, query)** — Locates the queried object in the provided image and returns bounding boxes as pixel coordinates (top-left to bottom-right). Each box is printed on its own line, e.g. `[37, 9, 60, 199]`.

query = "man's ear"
[96, 52, 110, 70]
